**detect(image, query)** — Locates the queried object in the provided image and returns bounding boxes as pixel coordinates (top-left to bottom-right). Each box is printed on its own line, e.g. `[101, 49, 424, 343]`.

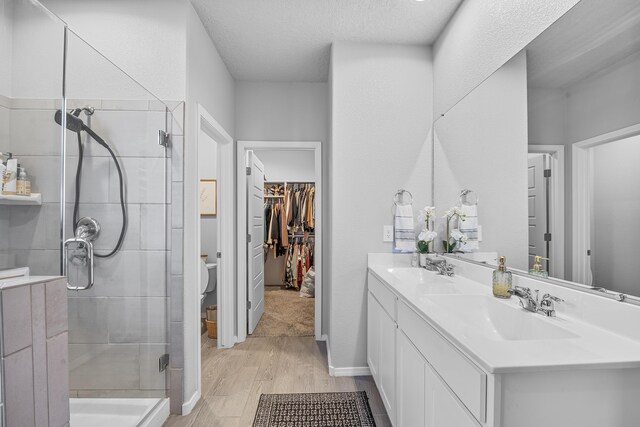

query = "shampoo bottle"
[2, 156, 17, 195]
[529, 256, 549, 278]
[492, 256, 513, 299]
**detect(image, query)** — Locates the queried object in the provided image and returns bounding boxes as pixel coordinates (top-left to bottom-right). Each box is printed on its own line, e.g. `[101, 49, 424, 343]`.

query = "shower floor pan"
[70, 397, 169, 427]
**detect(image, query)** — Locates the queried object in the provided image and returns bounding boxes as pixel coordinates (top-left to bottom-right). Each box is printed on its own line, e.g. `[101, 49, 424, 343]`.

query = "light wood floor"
[164, 336, 391, 427]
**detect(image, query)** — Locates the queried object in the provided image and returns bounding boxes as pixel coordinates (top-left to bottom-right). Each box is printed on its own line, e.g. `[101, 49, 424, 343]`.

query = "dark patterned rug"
[253, 391, 376, 427]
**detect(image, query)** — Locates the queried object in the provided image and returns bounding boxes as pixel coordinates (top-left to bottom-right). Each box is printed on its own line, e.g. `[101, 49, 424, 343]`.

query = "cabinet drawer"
[398, 300, 486, 423]
[368, 273, 397, 320]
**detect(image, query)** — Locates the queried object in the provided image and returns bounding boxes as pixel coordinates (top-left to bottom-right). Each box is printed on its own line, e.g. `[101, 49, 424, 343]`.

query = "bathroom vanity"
[367, 254, 640, 427]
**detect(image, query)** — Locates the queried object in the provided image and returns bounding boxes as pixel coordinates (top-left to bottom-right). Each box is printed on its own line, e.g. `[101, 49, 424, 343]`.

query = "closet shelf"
[0, 193, 42, 205]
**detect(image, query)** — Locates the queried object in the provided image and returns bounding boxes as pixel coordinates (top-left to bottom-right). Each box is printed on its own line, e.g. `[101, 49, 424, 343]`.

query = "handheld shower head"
[55, 109, 85, 133]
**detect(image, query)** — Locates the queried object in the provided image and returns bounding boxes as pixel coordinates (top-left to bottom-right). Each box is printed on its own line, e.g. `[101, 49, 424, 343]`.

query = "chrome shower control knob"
[76, 217, 101, 242]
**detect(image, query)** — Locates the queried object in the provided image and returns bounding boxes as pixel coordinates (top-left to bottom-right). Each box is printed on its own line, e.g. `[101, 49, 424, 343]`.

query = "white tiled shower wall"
[0, 97, 185, 398]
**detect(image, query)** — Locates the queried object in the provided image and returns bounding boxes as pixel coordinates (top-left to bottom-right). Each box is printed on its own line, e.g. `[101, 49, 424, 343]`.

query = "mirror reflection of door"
[527, 153, 550, 271]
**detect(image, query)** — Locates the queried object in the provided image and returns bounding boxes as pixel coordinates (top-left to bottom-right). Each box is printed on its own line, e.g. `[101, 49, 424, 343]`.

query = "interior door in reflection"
[528, 153, 550, 271]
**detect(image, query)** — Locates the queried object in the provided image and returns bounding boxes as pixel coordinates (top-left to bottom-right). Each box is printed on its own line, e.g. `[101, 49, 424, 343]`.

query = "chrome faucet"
[508, 286, 539, 312]
[507, 286, 564, 317]
[422, 256, 455, 277]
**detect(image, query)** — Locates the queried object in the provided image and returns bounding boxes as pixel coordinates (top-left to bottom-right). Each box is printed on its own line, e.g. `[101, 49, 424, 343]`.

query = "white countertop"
[0, 276, 64, 290]
[368, 254, 640, 374]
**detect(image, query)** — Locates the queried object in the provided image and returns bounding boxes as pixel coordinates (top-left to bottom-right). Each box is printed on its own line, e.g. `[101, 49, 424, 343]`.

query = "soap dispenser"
[529, 256, 549, 278]
[492, 256, 512, 299]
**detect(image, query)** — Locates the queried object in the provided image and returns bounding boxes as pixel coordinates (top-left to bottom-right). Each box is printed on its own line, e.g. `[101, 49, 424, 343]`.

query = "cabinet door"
[425, 362, 479, 427]
[397, 331, 426, 427]
[367, 292, 380, 380]
[379, 305, 397, 424]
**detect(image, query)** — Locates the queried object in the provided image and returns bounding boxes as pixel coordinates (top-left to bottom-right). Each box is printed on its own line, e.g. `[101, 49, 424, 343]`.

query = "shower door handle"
[64, 237, 95, 290]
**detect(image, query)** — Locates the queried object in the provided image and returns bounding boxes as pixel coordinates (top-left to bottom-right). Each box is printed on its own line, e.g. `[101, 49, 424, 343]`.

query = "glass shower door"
[63, 29, 171, 400]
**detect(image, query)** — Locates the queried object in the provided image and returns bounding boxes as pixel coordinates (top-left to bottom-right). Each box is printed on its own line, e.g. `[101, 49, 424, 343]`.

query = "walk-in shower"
[0, 0, 182, 425]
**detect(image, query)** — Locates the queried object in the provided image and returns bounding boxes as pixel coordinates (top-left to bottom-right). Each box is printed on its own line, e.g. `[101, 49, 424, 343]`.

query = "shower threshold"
[70, 397, 169, 427]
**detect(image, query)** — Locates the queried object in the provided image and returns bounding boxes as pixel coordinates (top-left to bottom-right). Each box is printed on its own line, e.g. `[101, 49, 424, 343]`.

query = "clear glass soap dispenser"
[529, 256, 549, 278]
[492, 256, 512, 299]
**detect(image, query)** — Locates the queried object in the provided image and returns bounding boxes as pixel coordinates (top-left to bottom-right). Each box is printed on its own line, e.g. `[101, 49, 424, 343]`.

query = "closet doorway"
[237, 141, 323, 343]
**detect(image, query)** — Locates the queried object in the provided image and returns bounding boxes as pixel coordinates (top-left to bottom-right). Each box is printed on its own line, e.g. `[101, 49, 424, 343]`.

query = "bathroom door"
[528, 153, 549, 269]
[247, 151, 265, 334]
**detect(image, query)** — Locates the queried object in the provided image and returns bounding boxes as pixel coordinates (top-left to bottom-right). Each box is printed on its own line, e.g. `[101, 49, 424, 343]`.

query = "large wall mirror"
[433, 0, 640, 300]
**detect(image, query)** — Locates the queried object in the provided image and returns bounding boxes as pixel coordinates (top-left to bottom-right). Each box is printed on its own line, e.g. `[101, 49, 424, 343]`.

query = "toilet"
[200, 259, 217, 302]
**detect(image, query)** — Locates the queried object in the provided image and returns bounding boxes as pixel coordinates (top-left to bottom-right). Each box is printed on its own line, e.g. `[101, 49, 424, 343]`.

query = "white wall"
[330, 42, 433, 369]
[253, 150, 315, 183]
[433, 0, 580, 117]
[235, 82, 328, 333]
[10, 0, 64, 100]
[434, 52, 529, 270]
[40, 0, 187, 101]
[8, 0, 160, 101]
[592, 135, 640, 295]
[0, 0, 13, 97]
[567, 54, 640, 144]
[183, 1, 235, 411]
[235, 82, 327, 142]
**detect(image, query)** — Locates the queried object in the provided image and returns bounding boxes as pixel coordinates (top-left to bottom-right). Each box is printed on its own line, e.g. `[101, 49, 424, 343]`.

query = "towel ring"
[394, 189, 413, 206]
[459, 189, 478, 205]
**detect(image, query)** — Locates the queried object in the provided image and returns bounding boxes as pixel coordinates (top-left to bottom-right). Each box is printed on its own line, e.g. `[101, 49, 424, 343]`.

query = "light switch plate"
[383, 225, 393, 242]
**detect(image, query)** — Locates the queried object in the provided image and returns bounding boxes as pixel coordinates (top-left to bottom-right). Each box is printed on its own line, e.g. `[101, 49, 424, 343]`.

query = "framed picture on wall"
[200, 179, 217, 216]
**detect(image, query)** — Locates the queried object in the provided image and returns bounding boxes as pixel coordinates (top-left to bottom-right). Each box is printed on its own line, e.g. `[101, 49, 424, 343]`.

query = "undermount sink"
[387, 267, 453, 284]
[386, 267, 484, 295]
[423, 294, 579, 341]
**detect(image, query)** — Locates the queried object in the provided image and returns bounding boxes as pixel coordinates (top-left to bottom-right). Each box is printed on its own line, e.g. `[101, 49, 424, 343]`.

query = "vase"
[419, 253, 428, 267]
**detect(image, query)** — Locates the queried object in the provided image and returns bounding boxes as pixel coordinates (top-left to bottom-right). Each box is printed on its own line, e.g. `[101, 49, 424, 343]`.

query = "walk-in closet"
[249, 150, 317, 337]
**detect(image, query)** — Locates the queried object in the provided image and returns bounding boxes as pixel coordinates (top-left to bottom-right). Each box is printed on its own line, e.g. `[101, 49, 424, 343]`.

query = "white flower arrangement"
[443, 206, 467, 253]
[417, 206, 437, 254]
[417, 206, 436, 223]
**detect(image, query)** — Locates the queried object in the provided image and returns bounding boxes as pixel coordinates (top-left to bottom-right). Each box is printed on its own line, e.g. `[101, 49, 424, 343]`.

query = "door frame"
[194, 104, 235, 353]
[571, 123, 640, 284]
[236, 141, 323, 342]
[528, 145, 565, 278]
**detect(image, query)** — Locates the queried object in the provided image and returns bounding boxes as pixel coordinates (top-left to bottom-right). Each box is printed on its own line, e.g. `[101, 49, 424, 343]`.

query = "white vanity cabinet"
[367, 273, 397, 424]
[395, 306, 482, 427]
[369, 271, 483, 427]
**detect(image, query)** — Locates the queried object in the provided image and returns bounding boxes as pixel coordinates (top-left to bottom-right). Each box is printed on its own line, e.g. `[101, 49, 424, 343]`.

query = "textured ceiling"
[527, 0, 640, 89]
[190, 0, 462, 82]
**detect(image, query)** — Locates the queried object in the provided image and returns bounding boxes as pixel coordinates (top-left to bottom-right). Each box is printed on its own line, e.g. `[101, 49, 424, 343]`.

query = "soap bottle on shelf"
[529, 256, 549, 278]
[16, 167, 31, 196]
[492, 256, 513, 299]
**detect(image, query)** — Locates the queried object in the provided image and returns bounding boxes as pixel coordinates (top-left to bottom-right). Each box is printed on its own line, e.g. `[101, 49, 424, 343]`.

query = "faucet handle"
[511, 286, 531, 295]
[542, 293, 564, 303]
[538, 293, 563, 317]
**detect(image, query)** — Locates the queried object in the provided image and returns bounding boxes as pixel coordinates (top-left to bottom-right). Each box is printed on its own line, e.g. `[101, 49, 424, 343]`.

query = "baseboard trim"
[320, 334, 328, 342]
[182, 390, 201, 415]
[325, 335, 371, 377]
[332, 366, 372, 377]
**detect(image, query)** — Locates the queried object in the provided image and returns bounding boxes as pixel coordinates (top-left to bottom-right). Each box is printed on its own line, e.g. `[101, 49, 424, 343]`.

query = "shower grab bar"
[64, 237, 95, 290]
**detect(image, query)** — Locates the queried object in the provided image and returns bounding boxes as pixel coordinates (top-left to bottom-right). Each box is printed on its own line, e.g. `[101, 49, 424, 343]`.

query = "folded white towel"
[394, 204, 416, 252]
[459, 203, 479, 252]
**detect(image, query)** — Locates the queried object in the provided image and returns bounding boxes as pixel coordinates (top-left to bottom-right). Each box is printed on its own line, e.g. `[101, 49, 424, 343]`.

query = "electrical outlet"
[383, 225, 393, 242]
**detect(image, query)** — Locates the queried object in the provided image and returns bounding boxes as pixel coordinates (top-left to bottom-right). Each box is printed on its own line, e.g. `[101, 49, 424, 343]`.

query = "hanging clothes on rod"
[286, 183, 315, 233]
[284, 233, 315, 289]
